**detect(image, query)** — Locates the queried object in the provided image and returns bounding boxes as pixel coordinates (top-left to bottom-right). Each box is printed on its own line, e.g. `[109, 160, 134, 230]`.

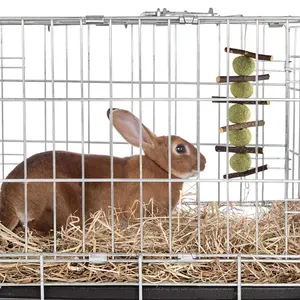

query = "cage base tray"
[0, 285, 299, 300]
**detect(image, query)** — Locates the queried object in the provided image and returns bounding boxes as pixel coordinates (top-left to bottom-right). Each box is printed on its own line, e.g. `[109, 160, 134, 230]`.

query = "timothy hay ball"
[232, 56, 255, 76]
[228, 104, 251, 123]
[231, 82, 253, 98]
[230, 153, 252, 172]
[228, 128, 252, 146]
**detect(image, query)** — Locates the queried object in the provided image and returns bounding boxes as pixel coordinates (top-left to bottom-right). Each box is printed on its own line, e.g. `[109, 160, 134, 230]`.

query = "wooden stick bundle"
[215, 146, 264, 154]
[212, 97, 270, 105]
[224, 47, 273, 61]
[219, 120, 265, 133]
[223, 164, 269, 179]
[216, 74, 270, 83]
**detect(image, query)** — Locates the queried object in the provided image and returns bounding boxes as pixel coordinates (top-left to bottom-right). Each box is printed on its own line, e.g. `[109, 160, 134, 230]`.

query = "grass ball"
[231, 82, 253, 98]
[232, 56, 255, 76]
[228, 104, 251, 123]
[228, 128, 252, 146]
[230, 153, 252, 172]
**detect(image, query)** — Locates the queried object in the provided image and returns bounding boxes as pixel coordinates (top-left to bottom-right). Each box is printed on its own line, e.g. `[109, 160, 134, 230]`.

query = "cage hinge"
[176, 254, 196, 262]
[268, 22, 284, 28]
[85, 15, 107, 25]
[89, 253, 108, 264]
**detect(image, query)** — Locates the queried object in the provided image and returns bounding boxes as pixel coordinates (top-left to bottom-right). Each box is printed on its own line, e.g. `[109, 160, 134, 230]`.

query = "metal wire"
[138, 254, 143, 300]
[167, 19, 172, 253]
[130, 24, 134, 156]
[152, 24, 156, 133]
[239, 24, 244, 205]
[174, 24, 177, 134]
[292, 28, 297, 199]
[225, 19, 230, 254]
[44, 25, 47, 152]
[261, 24, 266, 205]
[285, 19, 291, 254]
[298, 30, 300, 197]
[65, 26, 69, 151]
[87, 24, 91, 154]
[39, 255, 45, 300]
[217, 23, 221, 206]
[255, 19, 259, 254]
[138, 18, 143, 252]
[0, 96, 296, 102]
[0, 78, 288, 86]
[21, 19, 28, 252]
[80, 19, 86, 253]
[1, 177, 300, 183]
[196, 19, 201, 253]
[109, 19, 115, 253]
[50, 19, 57, 253]
[237, 255, 242, 300]
[2, 252, 300, 259]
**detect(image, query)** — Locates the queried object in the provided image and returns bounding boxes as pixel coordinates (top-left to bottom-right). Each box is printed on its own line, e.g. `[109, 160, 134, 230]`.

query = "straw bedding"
[0, 198, 299, 285]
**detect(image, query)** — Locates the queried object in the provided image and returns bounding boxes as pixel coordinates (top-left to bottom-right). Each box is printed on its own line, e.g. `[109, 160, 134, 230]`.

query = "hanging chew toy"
[213, 47, 272, 179]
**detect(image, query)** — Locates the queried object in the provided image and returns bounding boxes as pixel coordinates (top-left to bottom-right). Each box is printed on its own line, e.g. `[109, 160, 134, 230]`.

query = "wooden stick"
[215, 145, 264, 154]
[219, 120, 265, 133]
[216, 74, 270, 83]
[224, 47, 273, 61]
[212, 97, 270, 105]
[223, 164, 269, 179]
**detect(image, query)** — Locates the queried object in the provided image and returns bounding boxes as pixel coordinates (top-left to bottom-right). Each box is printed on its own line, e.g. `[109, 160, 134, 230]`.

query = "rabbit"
[0, 108, 206, 234]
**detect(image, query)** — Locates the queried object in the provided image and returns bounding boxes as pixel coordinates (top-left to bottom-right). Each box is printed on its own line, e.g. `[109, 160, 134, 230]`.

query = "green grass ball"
[228, 128, 252, 146]
[232, 56, 255, 76]
[228, 104, 251, 123]
[230, 153, 252, 172]
[230, 82, 253, 98]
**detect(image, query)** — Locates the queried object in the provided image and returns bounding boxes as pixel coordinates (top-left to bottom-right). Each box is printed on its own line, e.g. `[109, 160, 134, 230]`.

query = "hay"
[0, 199, 300, 284]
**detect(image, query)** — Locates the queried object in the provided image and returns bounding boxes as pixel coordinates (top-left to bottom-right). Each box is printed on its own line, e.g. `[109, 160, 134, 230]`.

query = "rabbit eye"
[175, 144, 186, 154]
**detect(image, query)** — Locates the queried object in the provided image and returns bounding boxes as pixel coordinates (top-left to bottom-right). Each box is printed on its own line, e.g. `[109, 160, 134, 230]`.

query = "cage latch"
[141, 8, 217, 23]
[89, 253, 108, 264]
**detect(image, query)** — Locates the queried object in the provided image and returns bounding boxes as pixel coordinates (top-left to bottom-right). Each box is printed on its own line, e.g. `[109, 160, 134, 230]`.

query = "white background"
[0, 0, 300, 206]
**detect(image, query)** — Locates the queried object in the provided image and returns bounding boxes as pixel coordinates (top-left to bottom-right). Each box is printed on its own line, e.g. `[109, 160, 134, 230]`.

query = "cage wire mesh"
[0, 8, 299, 300]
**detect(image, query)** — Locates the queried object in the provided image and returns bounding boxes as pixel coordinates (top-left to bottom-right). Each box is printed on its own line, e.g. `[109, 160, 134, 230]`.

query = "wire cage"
[0, 7, 300, 300]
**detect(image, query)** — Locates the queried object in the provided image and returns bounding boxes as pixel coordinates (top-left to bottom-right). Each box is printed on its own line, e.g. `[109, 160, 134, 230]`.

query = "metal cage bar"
[109, 18, 115, 253]
[80, 19, 86, 252]
[50, 19, 57, 253]
[138, 18, 144, 252]
[196, 19, 201, 253]
[167, 19, 172, 253]
[21, 19, 28, 252]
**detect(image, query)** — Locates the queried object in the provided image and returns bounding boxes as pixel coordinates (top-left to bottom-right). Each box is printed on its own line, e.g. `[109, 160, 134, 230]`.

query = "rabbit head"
[107, 108, 206, 178]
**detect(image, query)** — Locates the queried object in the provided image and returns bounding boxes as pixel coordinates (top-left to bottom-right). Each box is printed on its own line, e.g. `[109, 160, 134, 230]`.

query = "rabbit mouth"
[191, 164, 205, 173]
[171, 168, 195, 179]
[182, 169, 199, 179]
[190, 170, 200, 177]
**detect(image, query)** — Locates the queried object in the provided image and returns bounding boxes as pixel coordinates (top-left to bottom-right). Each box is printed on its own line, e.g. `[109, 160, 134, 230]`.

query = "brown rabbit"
[0, 108, 206, 234]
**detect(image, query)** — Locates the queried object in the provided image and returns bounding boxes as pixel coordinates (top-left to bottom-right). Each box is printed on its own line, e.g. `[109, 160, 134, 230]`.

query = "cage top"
[0, 8, 300, 26]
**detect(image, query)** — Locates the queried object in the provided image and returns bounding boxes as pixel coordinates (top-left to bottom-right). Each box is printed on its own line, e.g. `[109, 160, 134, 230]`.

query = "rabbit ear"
[107, 108, 155, 148]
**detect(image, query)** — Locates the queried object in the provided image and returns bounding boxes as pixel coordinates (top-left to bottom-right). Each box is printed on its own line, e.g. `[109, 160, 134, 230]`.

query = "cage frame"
[0, 8, 299, 300]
